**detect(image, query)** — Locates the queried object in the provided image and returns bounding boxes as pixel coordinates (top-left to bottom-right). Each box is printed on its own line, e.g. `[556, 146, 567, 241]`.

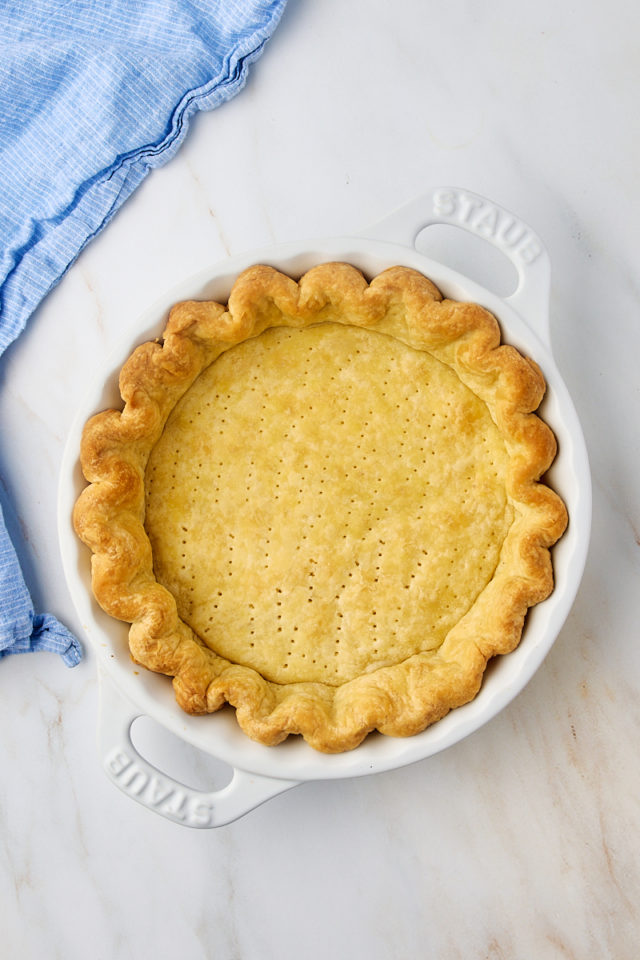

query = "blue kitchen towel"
[0, 499, 82, 665]
[0, 0, 287, 664]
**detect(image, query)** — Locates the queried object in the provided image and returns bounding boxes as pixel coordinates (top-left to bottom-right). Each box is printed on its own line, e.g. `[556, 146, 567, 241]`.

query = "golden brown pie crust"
[73, 263, 567, 752]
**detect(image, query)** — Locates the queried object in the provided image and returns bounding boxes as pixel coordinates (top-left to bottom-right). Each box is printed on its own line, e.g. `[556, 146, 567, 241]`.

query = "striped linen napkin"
[0, 0, 287, 664]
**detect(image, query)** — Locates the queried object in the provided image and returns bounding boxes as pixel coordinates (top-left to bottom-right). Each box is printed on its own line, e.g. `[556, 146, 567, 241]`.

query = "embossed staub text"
[433, 188, 542, 264]
[106, 749, 214, 827]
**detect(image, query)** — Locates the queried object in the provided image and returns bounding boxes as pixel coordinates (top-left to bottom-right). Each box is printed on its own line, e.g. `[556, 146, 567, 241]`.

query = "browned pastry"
[73, 263, 567, 752]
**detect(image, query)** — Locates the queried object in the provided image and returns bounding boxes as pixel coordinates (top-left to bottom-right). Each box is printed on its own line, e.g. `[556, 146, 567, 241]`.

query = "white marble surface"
[1, 1, 639, 956]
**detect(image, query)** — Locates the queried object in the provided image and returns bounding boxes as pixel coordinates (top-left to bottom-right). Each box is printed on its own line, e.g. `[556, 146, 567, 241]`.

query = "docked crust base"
[73, 263, 567, 753]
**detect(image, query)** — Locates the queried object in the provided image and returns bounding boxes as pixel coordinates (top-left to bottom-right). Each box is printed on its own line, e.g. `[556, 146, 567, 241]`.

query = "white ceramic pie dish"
[58, 187, 591, 827]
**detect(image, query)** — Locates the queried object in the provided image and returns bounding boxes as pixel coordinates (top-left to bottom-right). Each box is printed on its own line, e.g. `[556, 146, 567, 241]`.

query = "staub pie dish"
[73, 261, 567, 753]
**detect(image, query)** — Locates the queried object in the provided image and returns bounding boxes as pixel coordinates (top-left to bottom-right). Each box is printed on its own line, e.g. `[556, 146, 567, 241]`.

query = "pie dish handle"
[363, 186, 552, 347]
[98, 669, 299, 828]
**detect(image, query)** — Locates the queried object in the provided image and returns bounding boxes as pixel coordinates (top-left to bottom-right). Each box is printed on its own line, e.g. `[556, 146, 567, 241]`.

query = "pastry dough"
[73, 263, 567, 752]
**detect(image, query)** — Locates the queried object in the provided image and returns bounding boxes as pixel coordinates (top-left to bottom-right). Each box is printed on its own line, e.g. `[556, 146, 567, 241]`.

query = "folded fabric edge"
[0, 612, 82, 667]
[0, 497, 83, 666]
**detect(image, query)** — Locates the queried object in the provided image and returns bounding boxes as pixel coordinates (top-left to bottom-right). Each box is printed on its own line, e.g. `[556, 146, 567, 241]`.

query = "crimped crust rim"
[73, 263, 567, 752]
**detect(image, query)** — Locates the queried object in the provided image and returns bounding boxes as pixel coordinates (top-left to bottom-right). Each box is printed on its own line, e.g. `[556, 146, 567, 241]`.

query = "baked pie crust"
[73, 263, 567, 753]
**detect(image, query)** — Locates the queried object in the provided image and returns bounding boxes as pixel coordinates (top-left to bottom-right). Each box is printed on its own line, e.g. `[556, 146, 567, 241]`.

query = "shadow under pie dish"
[73, 262, 568, 753]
